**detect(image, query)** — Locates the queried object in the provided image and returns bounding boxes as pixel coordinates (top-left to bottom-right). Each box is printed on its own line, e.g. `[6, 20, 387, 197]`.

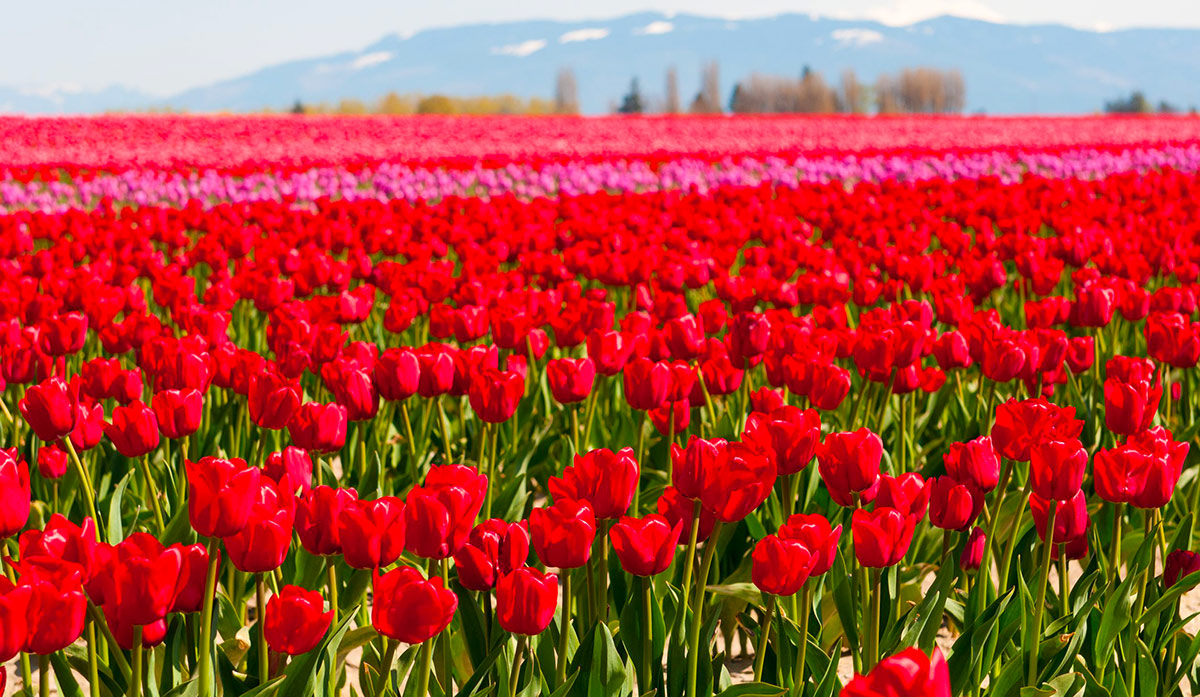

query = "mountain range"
[2, 11, 1199, 115]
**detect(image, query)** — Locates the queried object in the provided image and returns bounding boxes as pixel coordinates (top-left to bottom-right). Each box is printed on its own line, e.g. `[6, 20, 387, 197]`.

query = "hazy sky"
[4, 0, 1198, 95]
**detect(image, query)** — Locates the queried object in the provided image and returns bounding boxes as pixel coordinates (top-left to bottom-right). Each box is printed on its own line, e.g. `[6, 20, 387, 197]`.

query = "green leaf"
[946, 588, 1014, 696]
[713, 682, 785, 697]
[706, 583, 763, 606]
[106, 470, 134, 543]
[1094, 567, 1138, 662]
[1138, 569, 1200, 626]
[810, 637, 843, 697]
[49, 652, 86, 697]
[160, 680, 200, 697]
[578, 623, 626, 697]
[276, 613, 356, 697]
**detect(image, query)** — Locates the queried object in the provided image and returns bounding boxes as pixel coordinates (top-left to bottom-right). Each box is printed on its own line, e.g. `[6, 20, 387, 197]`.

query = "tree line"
[617, 63, 965, 115]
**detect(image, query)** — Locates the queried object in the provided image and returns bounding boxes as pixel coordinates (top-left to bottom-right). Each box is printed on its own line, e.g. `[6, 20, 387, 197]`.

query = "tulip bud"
[960, 527, 986, 571]
[1165, 550, 1200, 589]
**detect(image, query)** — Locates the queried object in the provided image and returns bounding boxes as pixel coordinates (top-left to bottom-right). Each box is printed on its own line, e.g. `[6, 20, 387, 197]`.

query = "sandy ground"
[6, 560, 1200, 696]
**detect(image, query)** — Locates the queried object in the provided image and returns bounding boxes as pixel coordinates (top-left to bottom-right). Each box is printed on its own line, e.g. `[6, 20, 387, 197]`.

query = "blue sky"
[3, 0, 1198, 95]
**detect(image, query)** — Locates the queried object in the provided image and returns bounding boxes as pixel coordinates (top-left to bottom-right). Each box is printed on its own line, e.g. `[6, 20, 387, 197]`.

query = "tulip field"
[5, 114, 1200, 697]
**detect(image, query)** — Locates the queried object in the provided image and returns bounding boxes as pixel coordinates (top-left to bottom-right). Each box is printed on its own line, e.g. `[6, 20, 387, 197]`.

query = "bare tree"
[555, 68, 580, 114]
[664, 67, 680, 114]
[839, 69, 868, 114]
[875, 74, 901, 114]
[691, 61, 722, 114]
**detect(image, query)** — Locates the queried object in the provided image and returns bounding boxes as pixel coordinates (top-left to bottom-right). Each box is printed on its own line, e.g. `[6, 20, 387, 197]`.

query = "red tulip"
[264, 585, 333, 655]
[406, 482, 483, 560]
[670, 437, 724, 500]
[224, 476, 295, 573]
[875, 472, 930, 520]
[1029, 439, 1087, 502]
[152, 389, 203, 439]
[656, 486, 716, 544]
[609, 514, 682, 576]
[454, 519, 530, 591]
[1127, 427, 1188, 509]
[19, 376, 77, 442]
[372, 566, 457, 644]
[1029, 490, 1089, 543]
[851, 507, 916, 568]
[17, 578, 87, 654]
[842, 647, 950, 697]
[36, 444, 68, 479]
[0, 584, 27, 663]
[186, 456, 261, 538]
[942, 436, 1000, 492]
[1165, 550, 1200, 589]
[757, 406, 821, 475]
[172, 543, 216, 614]
[104, 401, 160, 458]
[248, 371, 301, 430]
[287, 402, 348, 453]
[817, 428, 882, 507]
[778, 513, 842, 576]
[468, 367, 525, 423]
[338, 496, 406, 569]
[0, 451, 30, 539]
[496, 567, 559, 636]
[375, 347, 420, 401]
[264, 447, 313, 493]
[990, 398, 1082, 462]
[623, 357, 671, 410]
[529, 498, 596, 569]
[960, 527, 986, 571]
[296, 486, 358, 557]
[927, 477, 981, 532]
[700, 442, 776, 522]
[1104, 376, 1161, 436]
[549, 448, 639, 520]
[547, 357, 596, 404]
[1093, 446, 1151, 504]
[752, 534, 816, 596]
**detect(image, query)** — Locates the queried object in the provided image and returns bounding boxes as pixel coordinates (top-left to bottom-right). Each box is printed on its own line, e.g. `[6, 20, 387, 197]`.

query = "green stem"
[753, 594, 776, 682]
[597, 520, 611, 621]
[557, 569, 573, 686]
[40, 653, 51, 697]
[376, 638, 400, 697]
[62, 438, 100, 527]
[641, 576, 654, 696]
[686, 520, 724, 697]
[508, 635, 527, 697]
[198, 538, 221, 697]
[794, 585, 810, 697]
[326, 561, 339, 695]
[571, 405, 581, 456]
[440, 561, 454, 694]
[676, 500, 703, 636]
[866, 568, 881, 672]
[87, 601, 131, 680]
[1058, 552, 1070, 619]
[87, 618, 100, 697]
[130, 627, 143, 697]
[1109, 503, 1124, 583]
[140, 456, 166, 536]
[436, 397, 453, 464]
[256, 575, 269, 685]
[632, 413, 646, 515]
[1029, 500, 1056, 687]
[998, 477, 1033, 593]
[401, 401, 419, 485]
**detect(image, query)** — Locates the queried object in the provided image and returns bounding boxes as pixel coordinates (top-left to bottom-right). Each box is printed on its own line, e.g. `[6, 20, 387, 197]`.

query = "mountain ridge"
[2, 11, 1198, 115]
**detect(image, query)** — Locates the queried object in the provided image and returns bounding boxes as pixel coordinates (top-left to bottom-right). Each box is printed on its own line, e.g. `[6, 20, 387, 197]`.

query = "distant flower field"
[2, 114, 1200, 697]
